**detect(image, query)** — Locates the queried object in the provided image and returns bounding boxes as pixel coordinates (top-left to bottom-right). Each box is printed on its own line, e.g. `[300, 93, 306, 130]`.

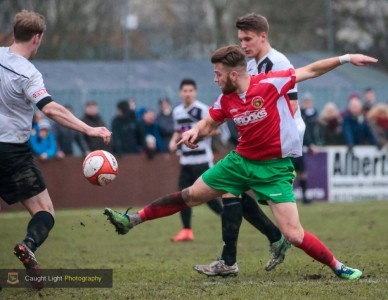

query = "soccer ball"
[82, 150, 118, 186]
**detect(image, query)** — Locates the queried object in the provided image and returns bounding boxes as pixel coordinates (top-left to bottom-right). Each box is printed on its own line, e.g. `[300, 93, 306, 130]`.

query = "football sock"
[206, 198, 223, 215]
[180, 207, 192, 229]
[127, 213, 142, 227]
[221, 197, 243, 266]
[23, 211, 55, 252]
[138, 191, 188, 221]
[241, 193, 281, 243]
[295, 230, 338, 270]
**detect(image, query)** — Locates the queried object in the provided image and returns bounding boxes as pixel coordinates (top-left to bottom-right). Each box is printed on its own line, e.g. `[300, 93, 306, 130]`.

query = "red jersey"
[209, 69, 302, 160]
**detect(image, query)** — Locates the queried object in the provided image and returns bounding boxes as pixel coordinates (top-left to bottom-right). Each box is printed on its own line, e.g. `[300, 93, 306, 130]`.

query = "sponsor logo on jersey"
[251, 96, 264, 109]
[230, 108, 238, 114]
[233, 109, 267, 126]
[32, 88, 47, 99]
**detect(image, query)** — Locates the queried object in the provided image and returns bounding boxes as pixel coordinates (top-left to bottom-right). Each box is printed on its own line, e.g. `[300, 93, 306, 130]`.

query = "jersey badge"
[252, 96, 264, 109]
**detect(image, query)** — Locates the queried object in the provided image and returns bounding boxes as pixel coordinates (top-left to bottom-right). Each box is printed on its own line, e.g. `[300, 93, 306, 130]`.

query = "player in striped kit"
[168, 78, 223, 242]
[0, 10, 111, 289]
[104, 45, 376, 280]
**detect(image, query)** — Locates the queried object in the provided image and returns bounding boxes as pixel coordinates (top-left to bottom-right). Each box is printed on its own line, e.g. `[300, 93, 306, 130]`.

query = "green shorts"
[202, 151, 296, 205]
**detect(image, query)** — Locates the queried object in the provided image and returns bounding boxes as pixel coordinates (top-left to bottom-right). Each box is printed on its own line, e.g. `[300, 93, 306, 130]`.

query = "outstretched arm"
[295, 54, 378, 83]
[41, 101, 111, 144]
[177, 114, 222, 149]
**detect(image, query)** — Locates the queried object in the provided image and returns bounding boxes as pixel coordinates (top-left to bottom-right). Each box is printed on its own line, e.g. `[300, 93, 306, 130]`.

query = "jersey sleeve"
[209, 94, 227, 123]
[264, 69, 296, 97]
[23, 70, 51, 105]
[271, 59, 298, 99]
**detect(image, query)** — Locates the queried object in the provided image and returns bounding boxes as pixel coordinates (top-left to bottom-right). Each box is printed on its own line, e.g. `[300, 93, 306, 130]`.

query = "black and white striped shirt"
[173, 100, 213, 165]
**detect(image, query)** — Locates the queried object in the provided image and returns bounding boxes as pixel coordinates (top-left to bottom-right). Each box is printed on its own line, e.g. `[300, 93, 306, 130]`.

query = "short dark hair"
[158, 97, 171, 104]
[85, 100, 97, 106]
[236, 13, 269, 35]
[211, 45, 247, 68]
[13, 10, 46, 42]
[180, 78, 197, 90]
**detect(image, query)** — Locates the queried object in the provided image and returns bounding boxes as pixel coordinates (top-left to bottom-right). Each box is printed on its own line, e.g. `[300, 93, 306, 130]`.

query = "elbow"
[41, 105, 56, 118]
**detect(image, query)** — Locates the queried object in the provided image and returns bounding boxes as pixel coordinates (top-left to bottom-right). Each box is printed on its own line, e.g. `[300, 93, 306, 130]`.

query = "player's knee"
[182, 187, 203, 207]
[282, 227, 304, 246]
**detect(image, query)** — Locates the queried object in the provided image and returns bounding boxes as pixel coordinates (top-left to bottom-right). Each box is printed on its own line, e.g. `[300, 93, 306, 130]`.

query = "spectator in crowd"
[362, 87, 377, 114]
[156, 98, 175, 153]
[141, 109, 166, 157]
[128, 97, 145, 121]
[317, 102, 345, 145]
[366, 103, 388, 149]
[52, 105, 90, 157]
[300, 93, 320, 149]
[29, 119, 58, 160]
[111, 100, 146, 155]
[292, 94, 320, 204]
[32, 110, 44, 134]
[342, 94, 378, 148]
[81, 101, 111, 152]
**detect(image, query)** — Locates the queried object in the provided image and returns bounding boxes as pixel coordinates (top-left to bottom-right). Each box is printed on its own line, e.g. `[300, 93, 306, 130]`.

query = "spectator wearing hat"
[29, 119, 58, 160]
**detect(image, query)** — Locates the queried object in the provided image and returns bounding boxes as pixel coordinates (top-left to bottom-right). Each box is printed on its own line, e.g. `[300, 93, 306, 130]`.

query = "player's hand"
[350, 54, 378, 66]
[87, 127, 112, 144]
[177, 128, 199, 149]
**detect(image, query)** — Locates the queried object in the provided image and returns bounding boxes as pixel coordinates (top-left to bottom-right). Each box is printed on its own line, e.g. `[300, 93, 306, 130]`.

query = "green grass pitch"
[1, 201, 387, 299]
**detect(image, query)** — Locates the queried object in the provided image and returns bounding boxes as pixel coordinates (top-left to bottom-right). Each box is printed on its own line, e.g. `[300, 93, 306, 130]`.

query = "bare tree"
[0, 0, 385, 67]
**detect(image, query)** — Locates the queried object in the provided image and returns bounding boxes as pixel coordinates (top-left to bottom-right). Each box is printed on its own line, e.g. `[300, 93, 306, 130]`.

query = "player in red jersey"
[104, 45, 377, 280]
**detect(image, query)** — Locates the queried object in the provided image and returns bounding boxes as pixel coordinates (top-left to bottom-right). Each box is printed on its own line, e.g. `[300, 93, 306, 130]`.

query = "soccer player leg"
[269, 202, 362, 280]
[240, 192, 289, 271]
[194, 193, 241, 277]
[105, 176, 224, 234]
[241, 192, 281, 242]
[15, 190, 55, 290]
[21, 189, 55, 252]
[206, 198, 223, 215]
[171, 165, 195, 242]
[221, 194, 242, 266]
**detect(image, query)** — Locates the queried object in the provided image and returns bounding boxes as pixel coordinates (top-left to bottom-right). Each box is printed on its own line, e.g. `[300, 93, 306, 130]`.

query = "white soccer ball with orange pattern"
[82, 150, 118, 186]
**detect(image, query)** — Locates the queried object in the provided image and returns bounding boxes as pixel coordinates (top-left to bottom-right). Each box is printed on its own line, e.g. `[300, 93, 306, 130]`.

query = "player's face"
[238, 30, 266, 60]
[213, 63, 237, 94]
[179, 84, 196, 105]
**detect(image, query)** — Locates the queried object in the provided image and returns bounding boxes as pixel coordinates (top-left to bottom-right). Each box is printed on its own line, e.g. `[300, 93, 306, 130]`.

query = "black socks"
[241, 193, 281, 243]
[179, 198, 223, 229]
[180, 207, 192, 229]
[206, 198, 223, 215]
[221, 198, 242, 266]
[220, 193, 283, 266]
[23, 211, 55, 252]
